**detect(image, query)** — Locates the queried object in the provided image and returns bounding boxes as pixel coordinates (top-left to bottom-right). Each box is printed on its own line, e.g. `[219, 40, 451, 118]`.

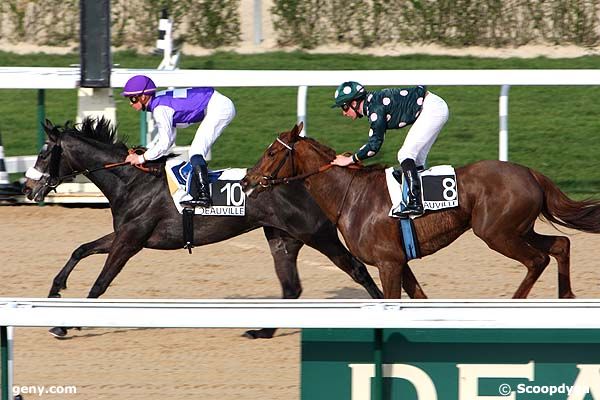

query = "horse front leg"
[87, 234, 145, 299]
[50, 228, 145, 338]
[243, 227, 304, 339]
[300, 224, 385, 299]
[48, 232, 115, 298]
[378, 262, 404, 299]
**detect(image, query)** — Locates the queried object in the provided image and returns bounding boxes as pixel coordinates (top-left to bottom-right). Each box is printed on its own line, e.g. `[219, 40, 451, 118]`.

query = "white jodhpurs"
[397, 91, 449, 167]
[190, 90, 236, 159]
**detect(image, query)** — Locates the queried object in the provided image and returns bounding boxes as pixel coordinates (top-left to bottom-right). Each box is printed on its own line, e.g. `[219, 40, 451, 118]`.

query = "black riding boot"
[392, 159, 424, 218]
[180, 157, 212, 208]
[196, 163, 212, 207]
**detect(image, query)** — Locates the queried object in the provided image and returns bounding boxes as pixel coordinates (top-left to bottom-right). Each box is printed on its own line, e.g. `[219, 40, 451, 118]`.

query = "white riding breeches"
[190, 90, 236, 159]
[397, 91, 449, 167]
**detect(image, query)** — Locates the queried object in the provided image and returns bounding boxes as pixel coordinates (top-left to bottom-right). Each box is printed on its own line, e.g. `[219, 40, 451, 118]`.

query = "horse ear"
[42, 119, 59, 142]
[290, 121, 304, 140]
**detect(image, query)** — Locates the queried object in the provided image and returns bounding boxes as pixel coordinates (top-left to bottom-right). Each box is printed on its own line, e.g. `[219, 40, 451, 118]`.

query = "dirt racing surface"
[1, 205, 599, 399]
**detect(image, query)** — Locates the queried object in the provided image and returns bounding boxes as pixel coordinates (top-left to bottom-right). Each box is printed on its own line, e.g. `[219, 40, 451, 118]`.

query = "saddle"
[165, 159, 248, 253]
[165, 159, 247, 216]
[386, 165, 459, 217]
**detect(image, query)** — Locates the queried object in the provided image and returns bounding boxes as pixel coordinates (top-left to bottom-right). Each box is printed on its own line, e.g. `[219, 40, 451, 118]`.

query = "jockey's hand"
[125, 152, 145, 166]
[331, 154, 355, 167]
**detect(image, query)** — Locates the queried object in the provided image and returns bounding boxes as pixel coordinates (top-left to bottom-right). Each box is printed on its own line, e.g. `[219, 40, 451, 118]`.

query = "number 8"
[442, 178, 457, 201]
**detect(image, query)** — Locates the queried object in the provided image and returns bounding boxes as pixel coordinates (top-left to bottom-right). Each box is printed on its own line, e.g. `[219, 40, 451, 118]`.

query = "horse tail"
[530, 169, 600, 233]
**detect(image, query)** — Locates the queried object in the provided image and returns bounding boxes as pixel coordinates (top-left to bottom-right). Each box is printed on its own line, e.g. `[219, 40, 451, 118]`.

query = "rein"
[260, 137, 361, 187]
[43, 143, 153, 189]
[263, 163, 335, 186]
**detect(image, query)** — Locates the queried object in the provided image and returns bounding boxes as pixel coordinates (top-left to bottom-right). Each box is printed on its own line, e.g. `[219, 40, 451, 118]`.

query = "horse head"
[22, 119, 74, 202]
[22, 117, 123, 202]
[242, 122, 337, 197]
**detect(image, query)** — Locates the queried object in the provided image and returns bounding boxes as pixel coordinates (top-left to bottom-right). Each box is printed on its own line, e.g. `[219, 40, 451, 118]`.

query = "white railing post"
[499, 85, 510, 161]
[253, 0, 262, 46]
[4, 302, 16, 399]
[297, 85, 308, 136]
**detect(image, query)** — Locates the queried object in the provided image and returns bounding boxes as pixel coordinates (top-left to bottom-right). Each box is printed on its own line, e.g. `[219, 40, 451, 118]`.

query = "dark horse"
[22, 117, 427, 338]
[242, 122, 600, 299]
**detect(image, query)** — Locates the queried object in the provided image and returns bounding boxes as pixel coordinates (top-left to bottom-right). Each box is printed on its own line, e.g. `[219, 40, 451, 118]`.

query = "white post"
[253, 0, 262, 45]
[7, 303, 16, 397]
[499, 85, 510, 161]
[156, 12, 173, 70]
[76, 87, 116, 124]
[297, 86, 308, 136]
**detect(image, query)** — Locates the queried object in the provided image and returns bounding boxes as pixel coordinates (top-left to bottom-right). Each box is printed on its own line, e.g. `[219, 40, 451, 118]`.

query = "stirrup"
[180, 197, 211, 208]
[392, 204, 424, 218]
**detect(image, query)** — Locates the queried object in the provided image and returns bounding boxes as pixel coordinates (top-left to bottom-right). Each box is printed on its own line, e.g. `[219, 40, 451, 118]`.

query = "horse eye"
[39, 144, 52, 159]
[267, 150, 276, 158]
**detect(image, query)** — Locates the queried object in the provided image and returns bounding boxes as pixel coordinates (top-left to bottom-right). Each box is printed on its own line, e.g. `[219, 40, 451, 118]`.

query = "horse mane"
[57, 116, 177, 162]
[59, 117, 128, 152]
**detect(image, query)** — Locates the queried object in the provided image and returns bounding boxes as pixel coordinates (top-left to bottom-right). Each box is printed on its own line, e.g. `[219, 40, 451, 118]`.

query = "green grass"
[2, 50, 600, 198]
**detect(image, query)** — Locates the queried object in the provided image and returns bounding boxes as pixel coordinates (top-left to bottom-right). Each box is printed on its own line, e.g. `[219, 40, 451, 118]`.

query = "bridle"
[26, 137, 149, 191]
[259, 137, 336, 188]
[258, 136, 360, 224]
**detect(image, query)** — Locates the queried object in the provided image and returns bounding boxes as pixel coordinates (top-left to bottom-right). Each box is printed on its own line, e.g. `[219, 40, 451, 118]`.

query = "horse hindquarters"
[468, 162, 572, 298]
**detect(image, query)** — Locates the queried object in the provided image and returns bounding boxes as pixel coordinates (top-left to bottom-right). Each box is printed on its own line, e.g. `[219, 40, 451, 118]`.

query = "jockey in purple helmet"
[121, 74, 236, 208]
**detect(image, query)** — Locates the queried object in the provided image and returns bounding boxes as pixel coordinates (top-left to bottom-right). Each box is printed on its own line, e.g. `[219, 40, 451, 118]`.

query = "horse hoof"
[49, 327, 68, 338]
[48, 293, 61, 298]
[242, 329, 274, 339]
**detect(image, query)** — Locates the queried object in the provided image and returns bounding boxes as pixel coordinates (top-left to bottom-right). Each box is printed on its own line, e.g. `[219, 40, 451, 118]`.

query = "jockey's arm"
[353, 113, 386, 163]
[142, 105, 177, 161]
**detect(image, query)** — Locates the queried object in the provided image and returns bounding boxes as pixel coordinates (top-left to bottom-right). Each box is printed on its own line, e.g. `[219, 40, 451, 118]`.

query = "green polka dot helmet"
[332, 81, 366, 108]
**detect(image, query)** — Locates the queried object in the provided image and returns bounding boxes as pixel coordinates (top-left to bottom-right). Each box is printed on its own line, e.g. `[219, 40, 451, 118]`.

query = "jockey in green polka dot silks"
[330, 81, 449, 218]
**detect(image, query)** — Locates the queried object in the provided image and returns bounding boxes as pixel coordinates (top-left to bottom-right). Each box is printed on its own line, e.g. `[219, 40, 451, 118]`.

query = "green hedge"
[271, 0, 600, 48]
[1, 1, 597, 50]
[0, 0, 241, 49]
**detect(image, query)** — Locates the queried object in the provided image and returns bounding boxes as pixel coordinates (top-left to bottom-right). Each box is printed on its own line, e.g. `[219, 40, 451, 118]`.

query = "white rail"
[1, 67, 600, 88]
[2, 299, 600, 329]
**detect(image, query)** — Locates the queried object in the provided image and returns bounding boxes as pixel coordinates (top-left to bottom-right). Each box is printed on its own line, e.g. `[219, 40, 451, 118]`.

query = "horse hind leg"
[526, 232, 574, 298]
[476, 231, 550, 298]
[243, 227, 304, 340]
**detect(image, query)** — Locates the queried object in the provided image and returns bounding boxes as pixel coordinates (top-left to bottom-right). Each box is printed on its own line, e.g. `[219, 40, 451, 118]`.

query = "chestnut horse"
[242, 122, 600, 299]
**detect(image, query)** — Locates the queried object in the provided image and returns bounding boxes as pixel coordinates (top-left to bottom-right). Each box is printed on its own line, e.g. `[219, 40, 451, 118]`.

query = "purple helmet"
[120, 75, 157, 97]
